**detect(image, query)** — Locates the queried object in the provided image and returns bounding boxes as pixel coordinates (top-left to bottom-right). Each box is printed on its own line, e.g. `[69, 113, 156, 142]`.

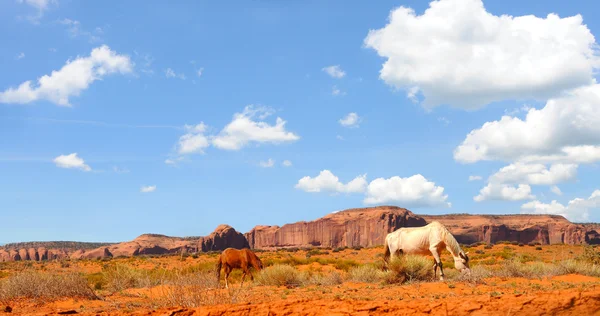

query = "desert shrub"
[497, 260, 558, 278]
[0, 271, 97, 301]
[580, 246, 600, 265]
[452, 265, 492, 284]
[510, 241, 519, 245]
[306, 271, 343, 286]
[102, 263, 157, 293]
[557, 259, 600, 277]
[255, 264, 306, 288]
[484, 244, 493, 250]
[347, 265, 384, 283]
[352, 246, 363, 251]
[157, 271, 247, 307]
[384, 255, 432, 284]
[333, 259, 360, 271]
[306, 249, 329, 256]
[475, 250, 485, 255]
[518, 243, 524, 247]
[535, 247, 543, 251]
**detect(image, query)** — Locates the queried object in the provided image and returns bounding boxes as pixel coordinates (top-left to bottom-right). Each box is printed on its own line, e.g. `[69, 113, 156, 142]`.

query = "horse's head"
[454, 251, 471, 273]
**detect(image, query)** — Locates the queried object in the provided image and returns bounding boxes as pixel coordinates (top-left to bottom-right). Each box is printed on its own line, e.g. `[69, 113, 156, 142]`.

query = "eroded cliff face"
[0, 225, 249, 262]
[245, 206, 427, 249]
[420, 214, 600, 245]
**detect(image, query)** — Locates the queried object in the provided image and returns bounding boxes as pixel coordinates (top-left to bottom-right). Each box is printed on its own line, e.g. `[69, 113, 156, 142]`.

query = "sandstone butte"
[1, 206, 599, 261]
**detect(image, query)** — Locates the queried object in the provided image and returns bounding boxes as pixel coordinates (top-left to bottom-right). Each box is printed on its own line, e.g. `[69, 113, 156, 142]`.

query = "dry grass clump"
[451, 265, 492, 284]
[382, 255, 433, 284]
[102, 263, 158, 293]
[157, 271, 248, 307]
[557, 259, 600, 277]
[305, 271, 344, 286]
[0, 271, 97, 302]
[347, 265, 385, 283]
[496, 259, 559, 278]
[255, 264, 306, 288]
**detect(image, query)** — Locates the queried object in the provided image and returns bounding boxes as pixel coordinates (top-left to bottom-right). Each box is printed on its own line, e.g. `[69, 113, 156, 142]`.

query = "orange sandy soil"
[1, 244, 599, 315]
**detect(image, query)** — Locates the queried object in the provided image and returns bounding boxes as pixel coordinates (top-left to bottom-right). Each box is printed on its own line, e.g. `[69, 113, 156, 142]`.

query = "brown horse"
[216, 248, 264, 288]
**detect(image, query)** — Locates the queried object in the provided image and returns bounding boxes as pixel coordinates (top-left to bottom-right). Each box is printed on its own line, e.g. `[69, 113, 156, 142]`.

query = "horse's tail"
[215, 256, 222, 282]
[383, 237, 391, 270]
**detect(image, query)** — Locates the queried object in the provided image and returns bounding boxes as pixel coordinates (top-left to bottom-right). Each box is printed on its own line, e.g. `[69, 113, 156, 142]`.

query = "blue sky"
[2, 0, 600, 243]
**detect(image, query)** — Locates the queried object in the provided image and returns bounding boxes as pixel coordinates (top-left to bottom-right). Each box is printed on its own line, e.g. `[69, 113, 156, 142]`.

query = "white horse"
[383, 221, 470, 281]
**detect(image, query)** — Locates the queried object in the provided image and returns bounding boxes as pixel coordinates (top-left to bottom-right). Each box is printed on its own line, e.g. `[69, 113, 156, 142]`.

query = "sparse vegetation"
[0, 271, 98, 301]
[255, 264, 306, 288]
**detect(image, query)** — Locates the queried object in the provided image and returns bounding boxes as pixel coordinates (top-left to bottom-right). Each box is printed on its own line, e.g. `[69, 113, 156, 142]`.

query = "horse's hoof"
[440, 277, 445, 282]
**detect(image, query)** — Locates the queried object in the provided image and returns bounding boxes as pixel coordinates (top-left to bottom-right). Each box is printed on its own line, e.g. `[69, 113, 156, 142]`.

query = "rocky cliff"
[0, 225, 248, 262]
[245, 206, 427, 249]
[420, 214, 600, 245]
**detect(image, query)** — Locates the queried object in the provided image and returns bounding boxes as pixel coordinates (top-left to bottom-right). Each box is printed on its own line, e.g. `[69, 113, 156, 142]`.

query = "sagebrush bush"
[347, 265, 384, 283]
[305, 271, 344, 286]
[255, 264, 306, 287]
[384, 255, 433, 284]
[157, 271, 247, 307]
[102, 263, 158, 292]
[0, 271, 97, 301]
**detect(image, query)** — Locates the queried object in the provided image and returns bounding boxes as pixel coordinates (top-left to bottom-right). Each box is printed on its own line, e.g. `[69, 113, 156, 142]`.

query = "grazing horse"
[216, 248, 264, 288]
[383, 221, 470, 281]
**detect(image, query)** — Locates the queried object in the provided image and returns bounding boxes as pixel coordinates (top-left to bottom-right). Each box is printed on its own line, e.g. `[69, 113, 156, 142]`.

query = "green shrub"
[255, 265, 306, 288]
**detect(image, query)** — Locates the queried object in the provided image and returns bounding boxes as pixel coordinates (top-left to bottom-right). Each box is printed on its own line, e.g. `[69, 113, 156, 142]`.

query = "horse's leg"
[240, 269, 247, 287]
[432, 258, 438, 280]
[224, 265, 231, 289]
[429, 247, 444, 281]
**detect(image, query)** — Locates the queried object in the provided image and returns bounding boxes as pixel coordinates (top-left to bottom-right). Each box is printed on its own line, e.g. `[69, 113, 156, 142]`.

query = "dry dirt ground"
[1, 244, 599, 315]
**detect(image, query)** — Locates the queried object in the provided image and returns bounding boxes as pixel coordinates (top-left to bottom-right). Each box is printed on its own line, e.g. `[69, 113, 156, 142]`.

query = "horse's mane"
[442, 227, 463, 257]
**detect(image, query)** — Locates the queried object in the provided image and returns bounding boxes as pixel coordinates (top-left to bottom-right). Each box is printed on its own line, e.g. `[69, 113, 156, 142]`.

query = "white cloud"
[551, 185, 563, 196]
[336, 135, 345, 141]
[454, 84, 600, 164]
[474, 183, 534, 202]
[282, 160, 292, 167]
[521, 190, 600, 222]
[18, 0, 56, 23]
[437, 117, 450, 126]
[140, 185, 156, 193]
[165, 157, 185, 165]
[53, 153, 91, 172]
[364, 0, 600, 110]
[364, 174, 450, 207]
[339, 112, 360, 128]
[165, 68, 186, 80]
[468, 175, 482, 181]
[259, 158, 275, 168]
[212, 105, 300, 150]
[488, 163, 577, 185]
[197, 67, 204, 77]
[0, 45, 132, 106]
[177, 123, 210, 155]
[332, 85, 345, 96]
[16, 53, 25, 60]
[322, 65, 346, 78]
[295, 170, 367, 194]
[58, 19, 101, 43]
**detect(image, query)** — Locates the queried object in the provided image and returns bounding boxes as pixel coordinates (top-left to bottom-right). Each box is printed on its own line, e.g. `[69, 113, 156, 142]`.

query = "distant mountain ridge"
[2, 206, 599, 262]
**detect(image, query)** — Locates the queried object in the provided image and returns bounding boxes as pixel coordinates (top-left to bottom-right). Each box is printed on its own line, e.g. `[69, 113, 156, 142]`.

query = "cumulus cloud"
[177, 123, 210, 155]
[521, 190, 600, 222]
[454, 84, 600, 164]
[212, 105, 300, 150]
[551, 185, 563, 196]
[322, 65, 346, 78]
[339, 112, 360, 128]
[53, 153, 91, 171]
[364, 174, 450, 207]
[488, 163, 577, 185]
[468, 175, 482, 181]
[282, 160, 292, 167]
[165, 68, 186, 80]
[259, 158, 275, 168]
[0, 45, 132, 106]
[295, 170, 367, 194]
[474, 183, 534, 202]
[364, 0, 600, 110]
[140, 185, 156, 193]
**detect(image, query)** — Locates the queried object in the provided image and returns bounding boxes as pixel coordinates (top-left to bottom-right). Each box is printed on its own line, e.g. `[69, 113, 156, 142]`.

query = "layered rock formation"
[420, 214, 600, 245]
[245, 206, 426, 249]
[0, 225, 248, 262]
